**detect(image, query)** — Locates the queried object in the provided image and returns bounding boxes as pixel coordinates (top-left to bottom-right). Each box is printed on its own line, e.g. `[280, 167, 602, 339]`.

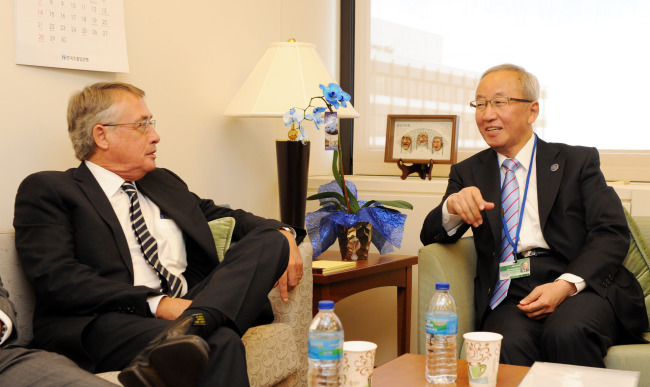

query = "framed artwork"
[384, 115, 459, 164]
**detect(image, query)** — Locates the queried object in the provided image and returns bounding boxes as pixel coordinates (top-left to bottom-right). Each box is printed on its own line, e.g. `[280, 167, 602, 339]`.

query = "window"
[351, 0, 650, 181]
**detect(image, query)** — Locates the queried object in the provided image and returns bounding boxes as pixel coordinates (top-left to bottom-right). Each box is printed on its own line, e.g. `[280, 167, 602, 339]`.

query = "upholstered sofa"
[418, 210, 650, 386]
[0, 226, 313, 386]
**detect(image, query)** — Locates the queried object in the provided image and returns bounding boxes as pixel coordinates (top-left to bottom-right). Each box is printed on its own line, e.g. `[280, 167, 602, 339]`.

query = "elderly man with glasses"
[14, 82, 305, 387]
[421, 64, 647, 367]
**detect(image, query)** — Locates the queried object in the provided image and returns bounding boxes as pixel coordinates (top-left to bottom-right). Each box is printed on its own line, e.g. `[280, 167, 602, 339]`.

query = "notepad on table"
[312, 260, 356, 274]
[518, 361, 640, 387]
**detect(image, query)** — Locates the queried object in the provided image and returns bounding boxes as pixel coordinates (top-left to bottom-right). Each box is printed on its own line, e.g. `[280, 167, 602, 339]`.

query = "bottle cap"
[318, 300, 335, 310]
[435, 282, 450, 290]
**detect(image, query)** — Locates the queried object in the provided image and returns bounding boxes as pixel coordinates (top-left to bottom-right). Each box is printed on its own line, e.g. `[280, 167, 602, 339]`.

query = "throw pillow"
[208, 217, 236, 262]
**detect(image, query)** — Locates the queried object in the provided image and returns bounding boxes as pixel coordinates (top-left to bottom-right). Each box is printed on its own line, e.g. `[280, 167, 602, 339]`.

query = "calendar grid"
[16, 0, 129, 73]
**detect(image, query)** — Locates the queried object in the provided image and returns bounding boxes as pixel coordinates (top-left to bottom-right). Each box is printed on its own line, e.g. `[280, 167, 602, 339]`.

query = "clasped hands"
[447, 187, 577, 319]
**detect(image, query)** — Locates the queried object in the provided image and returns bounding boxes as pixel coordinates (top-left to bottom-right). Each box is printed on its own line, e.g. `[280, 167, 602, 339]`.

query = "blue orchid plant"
[282, 83, 351, 142]
[291, 83, 413, 258]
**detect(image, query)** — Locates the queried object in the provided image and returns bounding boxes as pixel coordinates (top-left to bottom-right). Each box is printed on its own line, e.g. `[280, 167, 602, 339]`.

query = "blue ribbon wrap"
[305, 180, 407, 258]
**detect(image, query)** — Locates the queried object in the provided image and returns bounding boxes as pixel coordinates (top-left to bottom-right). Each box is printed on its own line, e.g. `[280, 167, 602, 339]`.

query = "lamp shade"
[224, 41, 359, 118]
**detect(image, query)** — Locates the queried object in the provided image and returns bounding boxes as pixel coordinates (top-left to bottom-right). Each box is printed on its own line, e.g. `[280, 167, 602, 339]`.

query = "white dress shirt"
[86, 161, 188, 313]
[0, 311, 12, 345]
[442, 134, 585, 293]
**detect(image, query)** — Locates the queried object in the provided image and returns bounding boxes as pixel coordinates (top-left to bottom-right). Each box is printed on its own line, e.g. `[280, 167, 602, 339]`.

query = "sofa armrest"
[418, 237, 477, 357]
[267, 239, 313, 385]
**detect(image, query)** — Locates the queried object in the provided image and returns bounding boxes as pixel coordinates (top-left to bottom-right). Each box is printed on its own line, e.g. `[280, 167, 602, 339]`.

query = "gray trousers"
[0, 347, 115, 386]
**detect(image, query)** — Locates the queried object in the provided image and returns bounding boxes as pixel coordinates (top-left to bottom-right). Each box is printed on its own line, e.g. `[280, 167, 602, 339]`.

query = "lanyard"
[499, 134, 537, 255]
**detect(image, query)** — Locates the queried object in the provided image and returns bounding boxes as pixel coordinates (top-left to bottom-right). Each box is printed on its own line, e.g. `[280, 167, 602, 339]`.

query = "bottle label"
[308, 338, 343, 361]
[425, 313, 457, 335]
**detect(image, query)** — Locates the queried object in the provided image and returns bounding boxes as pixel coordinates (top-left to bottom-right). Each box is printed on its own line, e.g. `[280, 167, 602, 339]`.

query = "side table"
[312, 251, 418, 356]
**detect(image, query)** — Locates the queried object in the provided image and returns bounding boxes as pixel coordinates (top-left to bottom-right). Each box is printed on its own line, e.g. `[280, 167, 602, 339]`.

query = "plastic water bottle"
[308, 300, 344, 386]
[425, 282, 458, 384]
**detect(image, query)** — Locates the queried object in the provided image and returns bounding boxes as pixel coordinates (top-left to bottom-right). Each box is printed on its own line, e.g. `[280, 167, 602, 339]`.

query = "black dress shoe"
[118, 315, 211, 387]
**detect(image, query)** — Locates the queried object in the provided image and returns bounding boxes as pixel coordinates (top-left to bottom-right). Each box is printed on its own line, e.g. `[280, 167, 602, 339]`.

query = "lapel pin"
[550, 163, 559, 172]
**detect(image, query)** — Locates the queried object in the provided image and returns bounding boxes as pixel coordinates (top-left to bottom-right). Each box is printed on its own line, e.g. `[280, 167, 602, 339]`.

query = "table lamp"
[225, 40, 359, 228]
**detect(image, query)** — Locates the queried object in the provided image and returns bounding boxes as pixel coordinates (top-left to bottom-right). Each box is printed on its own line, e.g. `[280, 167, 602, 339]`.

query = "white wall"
[0, 0, 338, 226]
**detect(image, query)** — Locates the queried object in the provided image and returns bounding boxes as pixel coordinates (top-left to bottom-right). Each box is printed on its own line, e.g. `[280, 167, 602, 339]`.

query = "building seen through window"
[352, 0, 650, 180]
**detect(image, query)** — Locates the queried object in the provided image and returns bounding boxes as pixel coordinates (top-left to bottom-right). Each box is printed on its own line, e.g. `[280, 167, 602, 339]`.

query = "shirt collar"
[85, 160, 129, 198]
[497, 133, 536, 172]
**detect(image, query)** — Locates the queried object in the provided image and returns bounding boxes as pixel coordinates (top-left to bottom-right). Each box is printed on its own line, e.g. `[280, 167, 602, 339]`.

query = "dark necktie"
[490, 158, 520, 309]
[121, 182, 182, 297]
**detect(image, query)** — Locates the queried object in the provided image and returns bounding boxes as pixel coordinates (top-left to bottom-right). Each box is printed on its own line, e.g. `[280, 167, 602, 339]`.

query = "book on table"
[312, 260, 356, 274]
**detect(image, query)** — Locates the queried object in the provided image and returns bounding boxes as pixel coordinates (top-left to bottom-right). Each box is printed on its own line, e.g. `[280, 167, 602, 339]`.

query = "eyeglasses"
[469, 97, 533, 111]
[102, 119, 156, 132]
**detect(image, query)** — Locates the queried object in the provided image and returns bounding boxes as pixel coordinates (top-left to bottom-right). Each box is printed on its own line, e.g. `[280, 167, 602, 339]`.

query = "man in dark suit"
[13, 82, 305, 386]
[0, 276, 115, 386]
[420, 64, 647, 367]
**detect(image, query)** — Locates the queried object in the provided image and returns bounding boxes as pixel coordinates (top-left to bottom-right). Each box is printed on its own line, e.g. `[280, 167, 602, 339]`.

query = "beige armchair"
[0, 228, 313, 386]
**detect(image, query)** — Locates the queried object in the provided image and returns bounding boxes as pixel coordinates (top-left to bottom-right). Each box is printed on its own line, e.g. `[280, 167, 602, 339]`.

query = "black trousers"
[481, 254, 619, 367]
[83, 227, 290, 386]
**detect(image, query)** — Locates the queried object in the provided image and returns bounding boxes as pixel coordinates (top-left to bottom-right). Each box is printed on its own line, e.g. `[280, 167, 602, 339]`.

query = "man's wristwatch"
[278, 226, 297, 239]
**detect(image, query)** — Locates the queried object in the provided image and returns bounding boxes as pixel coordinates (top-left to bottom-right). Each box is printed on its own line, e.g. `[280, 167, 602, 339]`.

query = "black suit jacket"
[421, 138, 647, 341]
[13, 162, 301, 365]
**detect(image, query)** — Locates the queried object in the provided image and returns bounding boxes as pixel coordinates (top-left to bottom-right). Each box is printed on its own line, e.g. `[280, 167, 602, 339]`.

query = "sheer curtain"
[352, 0, 650, 181]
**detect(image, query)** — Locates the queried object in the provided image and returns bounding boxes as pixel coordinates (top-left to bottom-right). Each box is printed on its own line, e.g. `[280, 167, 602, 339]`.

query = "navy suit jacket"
[13, 162, 300, 366]
[421, 138, 647, 342]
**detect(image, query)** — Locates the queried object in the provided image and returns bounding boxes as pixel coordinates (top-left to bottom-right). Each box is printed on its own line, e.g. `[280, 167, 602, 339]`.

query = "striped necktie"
[489, 158, 520, 309]
[121, 182, 182, 297]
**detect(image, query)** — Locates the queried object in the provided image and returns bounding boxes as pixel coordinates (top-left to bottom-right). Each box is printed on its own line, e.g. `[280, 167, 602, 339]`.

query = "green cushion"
[208, 217, 236, 262]
[622, 209, 650, 328]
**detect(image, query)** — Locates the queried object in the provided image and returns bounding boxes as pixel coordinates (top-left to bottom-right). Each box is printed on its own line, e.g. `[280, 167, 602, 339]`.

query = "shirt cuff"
[442, 195, 463, 235]
[147, 295, 166, 316]
[0, 310, 13, 345]
[556, 273, 586, 295]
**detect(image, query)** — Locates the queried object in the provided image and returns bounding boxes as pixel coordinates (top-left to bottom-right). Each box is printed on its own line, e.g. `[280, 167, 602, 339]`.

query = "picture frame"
[384, 114, 459, 164]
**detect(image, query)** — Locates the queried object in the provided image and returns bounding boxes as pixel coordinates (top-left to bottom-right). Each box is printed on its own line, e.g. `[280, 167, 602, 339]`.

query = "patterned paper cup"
[341, 341, 377, 387]
[463, 332, 503, 387]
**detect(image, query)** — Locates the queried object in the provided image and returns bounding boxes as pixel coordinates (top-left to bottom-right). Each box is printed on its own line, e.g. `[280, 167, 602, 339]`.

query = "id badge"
[499, 257, 531, 280]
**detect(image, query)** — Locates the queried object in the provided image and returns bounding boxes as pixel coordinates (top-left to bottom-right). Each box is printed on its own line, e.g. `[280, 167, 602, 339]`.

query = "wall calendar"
[15, 0, 129, 73]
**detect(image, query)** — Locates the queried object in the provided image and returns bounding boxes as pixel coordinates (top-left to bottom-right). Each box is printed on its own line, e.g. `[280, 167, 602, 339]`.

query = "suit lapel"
[73, 163, 135, 275]
[535, 139, 564, 230]
[474, 149, 502, 247]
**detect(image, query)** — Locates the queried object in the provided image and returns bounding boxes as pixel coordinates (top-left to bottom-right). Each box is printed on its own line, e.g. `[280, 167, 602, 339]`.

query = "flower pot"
[337, 222, 372, 260]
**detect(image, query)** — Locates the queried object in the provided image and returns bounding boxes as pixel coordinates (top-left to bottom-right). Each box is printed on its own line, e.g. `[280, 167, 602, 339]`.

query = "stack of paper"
[518, 361, 640, 387]
[312, 260, 356, 274]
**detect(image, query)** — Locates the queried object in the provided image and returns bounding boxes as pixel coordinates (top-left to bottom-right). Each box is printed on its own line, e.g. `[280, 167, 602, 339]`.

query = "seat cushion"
[604, 332, 650, 386]
[622, 210, 650, 325]
[95, 371, 121, 385]
[242, 322, 300, 387]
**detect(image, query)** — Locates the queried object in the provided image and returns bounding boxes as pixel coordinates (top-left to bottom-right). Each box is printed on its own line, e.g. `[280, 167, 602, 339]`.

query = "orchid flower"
[306, 107, 327, 130]
[284, 83, 351, 144]
[319, 83, 351, 110]
[282, 108, 304, 127]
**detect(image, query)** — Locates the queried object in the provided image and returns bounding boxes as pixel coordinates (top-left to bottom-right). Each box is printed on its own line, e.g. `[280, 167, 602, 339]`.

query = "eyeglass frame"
[469, 96, 533, 110]
[102, 119, 156, 133]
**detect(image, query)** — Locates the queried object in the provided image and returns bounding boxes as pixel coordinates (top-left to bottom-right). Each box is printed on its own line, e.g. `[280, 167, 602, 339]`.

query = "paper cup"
[463, 332, 503, 387]
[341, 341, 377, 387]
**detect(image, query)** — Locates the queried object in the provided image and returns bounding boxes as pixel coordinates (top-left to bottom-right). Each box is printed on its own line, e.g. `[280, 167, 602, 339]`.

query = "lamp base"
[276, 140, 310, 228]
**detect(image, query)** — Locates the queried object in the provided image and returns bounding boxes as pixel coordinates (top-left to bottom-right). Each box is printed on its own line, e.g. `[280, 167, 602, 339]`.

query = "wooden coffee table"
[373, 354, 530, 386]
[312, 251, 418, 356]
